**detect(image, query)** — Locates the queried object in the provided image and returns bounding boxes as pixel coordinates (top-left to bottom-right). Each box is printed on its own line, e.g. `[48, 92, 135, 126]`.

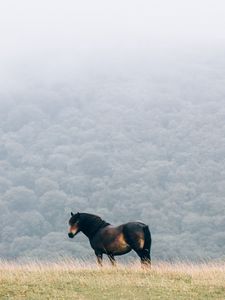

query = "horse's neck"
[80, 215, 109, 238]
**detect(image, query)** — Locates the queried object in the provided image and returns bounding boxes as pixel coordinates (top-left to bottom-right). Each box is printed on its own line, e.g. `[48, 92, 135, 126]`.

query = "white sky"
[0, 0, 225, 90]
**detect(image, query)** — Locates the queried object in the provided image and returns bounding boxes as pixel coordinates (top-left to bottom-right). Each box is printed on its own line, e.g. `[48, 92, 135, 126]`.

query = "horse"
[68, 212, 151, 267]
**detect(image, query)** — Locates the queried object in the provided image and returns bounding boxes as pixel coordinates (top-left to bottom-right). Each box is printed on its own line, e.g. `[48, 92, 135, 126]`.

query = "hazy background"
[0, 0, 225, 261]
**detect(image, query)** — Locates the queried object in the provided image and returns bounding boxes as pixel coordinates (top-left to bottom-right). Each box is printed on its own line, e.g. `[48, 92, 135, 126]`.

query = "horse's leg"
[107, 254, 116, 267]
[139, 250, 151, 268]
[123, 237, 151, 268]
[95, 251, 103, 266]
[131, 248, 151, 268]
[123, 225, 151, 268]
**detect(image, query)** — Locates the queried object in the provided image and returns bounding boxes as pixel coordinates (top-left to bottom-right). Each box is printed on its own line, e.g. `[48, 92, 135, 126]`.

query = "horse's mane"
[79, 213, 110, 238]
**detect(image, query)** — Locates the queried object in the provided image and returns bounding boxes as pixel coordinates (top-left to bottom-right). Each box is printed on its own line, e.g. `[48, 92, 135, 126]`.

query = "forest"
[0, 46, 225, 262]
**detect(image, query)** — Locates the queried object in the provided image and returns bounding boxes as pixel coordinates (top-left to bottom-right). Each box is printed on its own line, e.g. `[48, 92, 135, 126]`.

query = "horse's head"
[68, 212, 81, 238]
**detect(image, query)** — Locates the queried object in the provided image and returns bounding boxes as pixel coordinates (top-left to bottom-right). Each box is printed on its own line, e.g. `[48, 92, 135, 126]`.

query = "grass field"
[0, 260, 225, 299]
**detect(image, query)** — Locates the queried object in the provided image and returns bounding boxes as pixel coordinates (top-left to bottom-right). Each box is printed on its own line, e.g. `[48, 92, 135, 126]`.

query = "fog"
[1, 0, 225, 87]
[0, 1, 225, 261]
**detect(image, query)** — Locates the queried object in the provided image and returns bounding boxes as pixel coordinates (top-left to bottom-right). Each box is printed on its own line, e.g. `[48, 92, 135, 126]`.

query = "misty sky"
[1, 0, 225, 94]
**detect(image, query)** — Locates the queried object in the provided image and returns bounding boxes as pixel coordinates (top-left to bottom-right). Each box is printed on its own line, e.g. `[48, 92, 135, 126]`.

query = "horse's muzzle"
[68, 233, 75, 238]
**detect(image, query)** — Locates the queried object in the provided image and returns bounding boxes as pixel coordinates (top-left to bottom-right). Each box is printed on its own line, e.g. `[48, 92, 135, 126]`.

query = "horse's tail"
[143, 225, 151, 258]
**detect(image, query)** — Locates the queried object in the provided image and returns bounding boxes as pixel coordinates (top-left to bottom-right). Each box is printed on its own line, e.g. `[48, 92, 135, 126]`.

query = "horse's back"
[123, 221, 148, 230]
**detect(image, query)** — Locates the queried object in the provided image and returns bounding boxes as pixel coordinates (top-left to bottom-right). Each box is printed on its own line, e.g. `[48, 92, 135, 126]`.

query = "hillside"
[0, 261, 224, 299]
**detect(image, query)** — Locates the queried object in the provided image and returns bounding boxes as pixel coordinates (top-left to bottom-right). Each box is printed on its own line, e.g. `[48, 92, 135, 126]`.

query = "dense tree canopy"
[0, 48, 225, 262]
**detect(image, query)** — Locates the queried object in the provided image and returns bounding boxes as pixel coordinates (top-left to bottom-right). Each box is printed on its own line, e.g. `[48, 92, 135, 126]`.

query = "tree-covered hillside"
[0, 48, 225, 261]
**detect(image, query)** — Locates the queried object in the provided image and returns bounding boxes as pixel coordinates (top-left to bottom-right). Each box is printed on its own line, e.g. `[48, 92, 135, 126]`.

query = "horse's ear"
[71, 212, 74, 216]
[77, 212, 80, 217]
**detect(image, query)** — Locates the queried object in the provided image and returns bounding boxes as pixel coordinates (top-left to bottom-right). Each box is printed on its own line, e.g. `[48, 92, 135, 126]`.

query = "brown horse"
[68, 212, 151, 267]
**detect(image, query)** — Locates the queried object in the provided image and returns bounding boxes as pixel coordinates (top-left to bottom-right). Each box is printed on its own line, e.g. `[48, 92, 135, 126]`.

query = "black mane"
[79, 213, 110, 239]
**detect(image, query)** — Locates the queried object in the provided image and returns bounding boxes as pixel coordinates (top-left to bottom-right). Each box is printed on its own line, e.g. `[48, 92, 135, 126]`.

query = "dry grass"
[0, 259, 225, 299]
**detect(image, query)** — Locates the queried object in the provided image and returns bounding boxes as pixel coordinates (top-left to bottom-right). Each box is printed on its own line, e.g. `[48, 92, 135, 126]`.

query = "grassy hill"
[0, 260, 224, 299]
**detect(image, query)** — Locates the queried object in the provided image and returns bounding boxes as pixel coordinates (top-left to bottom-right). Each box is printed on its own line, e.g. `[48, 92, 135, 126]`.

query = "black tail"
[142, 225, 151, 265]
[143, 225, 151, 252]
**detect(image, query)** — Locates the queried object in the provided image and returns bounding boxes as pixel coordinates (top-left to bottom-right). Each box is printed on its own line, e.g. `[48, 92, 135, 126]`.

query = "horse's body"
[68, 212, 151, 266]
